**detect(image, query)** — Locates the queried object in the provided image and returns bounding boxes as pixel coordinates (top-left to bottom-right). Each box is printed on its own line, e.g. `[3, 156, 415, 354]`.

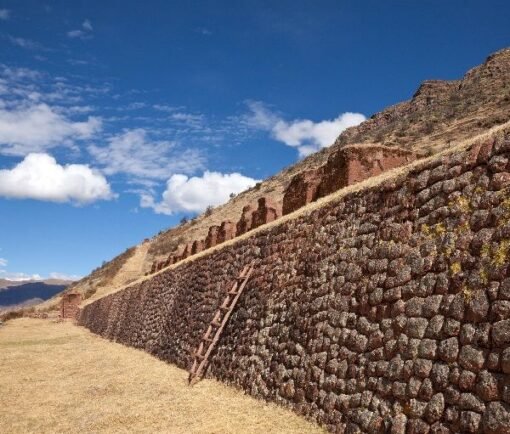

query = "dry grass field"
[0, 318, 325, 434]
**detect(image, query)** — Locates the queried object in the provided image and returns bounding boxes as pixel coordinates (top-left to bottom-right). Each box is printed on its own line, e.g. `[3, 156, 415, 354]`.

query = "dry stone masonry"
[82, 131, 510, 433]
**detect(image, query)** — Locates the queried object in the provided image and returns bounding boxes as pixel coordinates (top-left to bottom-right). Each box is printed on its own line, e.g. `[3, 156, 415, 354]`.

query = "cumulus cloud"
[88, 128, 205, 180]
[0, 102, 101, 156]
[67, 20, 93, 39]
[141, 171, 258, 215]
[244, 101, 366, 157]
[0, 271, 43, 281]
[0, 153, 115, 203]
[0, 9, 10, 20]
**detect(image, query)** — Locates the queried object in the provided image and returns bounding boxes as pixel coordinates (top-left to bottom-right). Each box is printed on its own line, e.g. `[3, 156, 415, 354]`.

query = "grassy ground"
[0, 318, 324, 434]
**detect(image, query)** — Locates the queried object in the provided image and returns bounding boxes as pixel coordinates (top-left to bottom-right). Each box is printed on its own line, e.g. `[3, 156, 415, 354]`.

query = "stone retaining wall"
[80, 132, 510, 434]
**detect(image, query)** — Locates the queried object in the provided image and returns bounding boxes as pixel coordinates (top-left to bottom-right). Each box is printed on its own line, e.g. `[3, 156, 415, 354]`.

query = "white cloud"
[0, 271, 43, 281]
[48, 272, 81, 281]
[82, 20, 93, 31]
[1, 65, 42, 82]
[141, 171, 258, 215]
[0, 102, 102, 156]
[0, 153, 115, 204]
[153, 104, 180, 112]
[0, 258, 7, 267]
[88, 128, 205, 180]
[67, 30, 86, 39]
[0, 269, 81, 282]
[0, 9, 9, 20]
[7, 36, 43, 50]
[67, 20, 93, 39]
[170, 112, 204, 126]
[244, 101, 366, 157]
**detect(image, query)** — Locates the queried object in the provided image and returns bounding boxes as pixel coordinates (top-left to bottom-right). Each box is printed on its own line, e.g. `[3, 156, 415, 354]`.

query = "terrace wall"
[80, 132, 510, 434]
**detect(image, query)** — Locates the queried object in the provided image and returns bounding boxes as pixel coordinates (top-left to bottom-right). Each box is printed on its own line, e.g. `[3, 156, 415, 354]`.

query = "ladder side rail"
[190, 266, 253, 384]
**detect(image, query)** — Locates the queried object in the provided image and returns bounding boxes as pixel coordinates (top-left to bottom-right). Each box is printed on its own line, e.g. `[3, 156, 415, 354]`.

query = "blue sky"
[0, 1, 508, 280]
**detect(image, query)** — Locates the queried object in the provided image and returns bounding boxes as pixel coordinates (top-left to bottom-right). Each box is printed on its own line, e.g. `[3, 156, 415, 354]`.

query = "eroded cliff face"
[80, 128, 510, 433]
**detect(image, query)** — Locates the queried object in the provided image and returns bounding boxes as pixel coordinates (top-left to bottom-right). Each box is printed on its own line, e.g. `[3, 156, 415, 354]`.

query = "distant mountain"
[0, 280, 72, 309]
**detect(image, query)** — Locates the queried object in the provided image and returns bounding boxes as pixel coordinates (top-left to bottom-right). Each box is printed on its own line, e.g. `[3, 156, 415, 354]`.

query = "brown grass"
[0, 318, 325, 434]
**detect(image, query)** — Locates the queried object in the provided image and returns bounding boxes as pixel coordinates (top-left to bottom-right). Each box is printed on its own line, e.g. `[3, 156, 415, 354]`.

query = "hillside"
[52, 47, 510, 305]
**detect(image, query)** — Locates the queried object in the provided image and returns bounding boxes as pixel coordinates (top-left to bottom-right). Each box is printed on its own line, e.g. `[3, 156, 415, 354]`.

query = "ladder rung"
[189, 263, 254, 386]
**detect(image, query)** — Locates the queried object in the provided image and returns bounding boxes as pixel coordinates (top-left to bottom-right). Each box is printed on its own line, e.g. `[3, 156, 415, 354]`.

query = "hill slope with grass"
[47, 47, 510, 307]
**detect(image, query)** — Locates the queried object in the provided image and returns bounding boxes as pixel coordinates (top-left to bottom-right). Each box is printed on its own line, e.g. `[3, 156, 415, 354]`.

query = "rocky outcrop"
[81, 130, 510, 433]
[335, 48, 510, 152]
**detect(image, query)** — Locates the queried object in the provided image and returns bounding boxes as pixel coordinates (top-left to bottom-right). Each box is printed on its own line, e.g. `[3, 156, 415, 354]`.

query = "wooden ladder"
[188, 264, 254, 386]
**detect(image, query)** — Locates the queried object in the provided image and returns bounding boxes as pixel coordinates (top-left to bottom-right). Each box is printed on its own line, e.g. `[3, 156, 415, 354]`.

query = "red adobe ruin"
[236, 204, 255, 236]
[318, 144, 416, 198]
[251, 197, 282, 230]
[205, 226, 220, 249]
[192, 239, 205, 255]
[61, 291, 82, 319]
[218, 221, 236, 244]
[282, 167, 324, 215]
[179, 243, 193, 260]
